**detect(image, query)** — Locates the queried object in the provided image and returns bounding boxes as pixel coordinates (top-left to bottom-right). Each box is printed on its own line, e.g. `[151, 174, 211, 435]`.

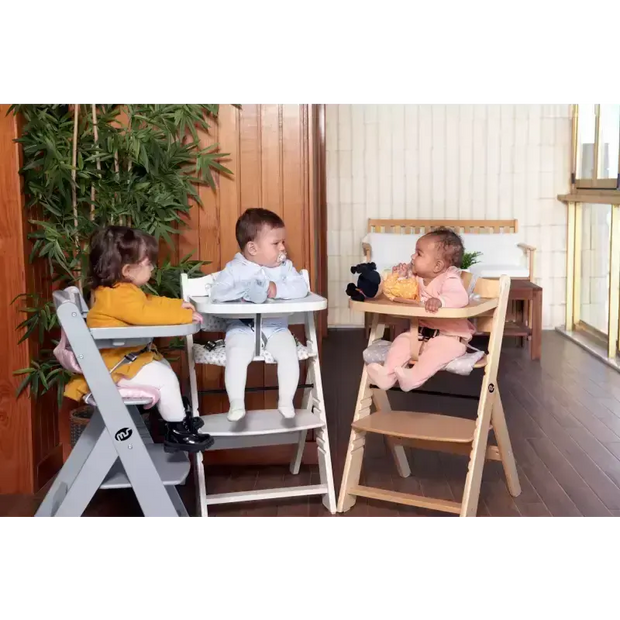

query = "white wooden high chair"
[181, 270, 336, 516]
[337, 273, 521, 517]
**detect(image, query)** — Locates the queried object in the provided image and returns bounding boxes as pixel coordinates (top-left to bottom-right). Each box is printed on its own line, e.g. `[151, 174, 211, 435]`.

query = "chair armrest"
[517, 243, 536, 252]
[517, 244, 536, 282]
[362, 242, 371, 262]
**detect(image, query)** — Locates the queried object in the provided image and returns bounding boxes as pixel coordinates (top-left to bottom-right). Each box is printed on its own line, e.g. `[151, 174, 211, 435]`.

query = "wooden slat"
[350, 485, 462, 514]
[368, 218, 518, 234]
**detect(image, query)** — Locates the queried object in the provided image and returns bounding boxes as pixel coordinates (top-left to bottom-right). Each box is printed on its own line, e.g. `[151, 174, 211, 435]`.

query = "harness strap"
[409, 320, 474, 362]
[409, 319, 422, 361]
[84, 342, 153, 403]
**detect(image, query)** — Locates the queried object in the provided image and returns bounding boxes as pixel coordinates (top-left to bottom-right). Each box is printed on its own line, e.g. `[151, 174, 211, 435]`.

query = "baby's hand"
[424, 297, 442, 313]
[392, 263, 410, 277]
[267, 282, 277, 298]
[243, 278, 269, 304]
[182, 301, 196, 311]
[192, 311, 203, 324]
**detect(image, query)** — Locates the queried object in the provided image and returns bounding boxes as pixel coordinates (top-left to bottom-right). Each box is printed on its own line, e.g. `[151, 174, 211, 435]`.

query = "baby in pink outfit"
[367, 227, 475, 392]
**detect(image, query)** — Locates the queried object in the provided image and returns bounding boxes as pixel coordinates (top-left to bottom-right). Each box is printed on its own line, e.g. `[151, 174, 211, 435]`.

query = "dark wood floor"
[3, 329, 620, 517]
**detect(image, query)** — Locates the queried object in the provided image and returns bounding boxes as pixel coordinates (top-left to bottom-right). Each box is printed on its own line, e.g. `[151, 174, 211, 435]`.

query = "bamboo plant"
[10, 104, 231, 405]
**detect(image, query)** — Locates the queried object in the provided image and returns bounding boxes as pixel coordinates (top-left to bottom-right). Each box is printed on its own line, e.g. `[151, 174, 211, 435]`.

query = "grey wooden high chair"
[35, 287, 200, 517]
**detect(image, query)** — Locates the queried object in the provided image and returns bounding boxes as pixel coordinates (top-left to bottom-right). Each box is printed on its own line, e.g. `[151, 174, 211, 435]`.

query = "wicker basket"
[70, 405, 152, 447]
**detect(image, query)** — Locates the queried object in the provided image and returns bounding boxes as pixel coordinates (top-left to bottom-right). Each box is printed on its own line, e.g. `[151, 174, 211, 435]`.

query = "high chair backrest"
[460, 270, 503, 299]
[57, 285, 90, 316]
[180, 269, 312, 327]
[53, 287, 90, 373]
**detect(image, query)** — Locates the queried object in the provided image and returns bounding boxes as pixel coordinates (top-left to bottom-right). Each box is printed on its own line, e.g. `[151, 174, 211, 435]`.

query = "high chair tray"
[191, 293, 327, 315]
[349, 295, 498, 319]
[90, 322, 201, 340]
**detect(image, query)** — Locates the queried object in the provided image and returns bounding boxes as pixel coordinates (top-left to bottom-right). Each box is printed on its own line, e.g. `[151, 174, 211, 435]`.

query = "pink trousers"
[366, 331, 466, 391]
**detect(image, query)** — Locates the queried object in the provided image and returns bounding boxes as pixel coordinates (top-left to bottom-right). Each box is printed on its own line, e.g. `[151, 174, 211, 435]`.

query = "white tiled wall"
[326, 104, 571, 329]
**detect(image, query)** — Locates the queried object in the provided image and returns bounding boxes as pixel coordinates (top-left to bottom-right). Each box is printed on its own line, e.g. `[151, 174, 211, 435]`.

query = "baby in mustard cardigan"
[64, 226, 213, 453]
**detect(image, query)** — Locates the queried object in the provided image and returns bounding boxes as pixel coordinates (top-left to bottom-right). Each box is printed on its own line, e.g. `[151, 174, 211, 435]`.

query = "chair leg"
[35, 410, 106, 517]
[290, 363, 314, 475]
[193, 451, 209, 517]
[372, 388, 411, 478]
[338, 315, 385, 512]
[460, 383, 496, 517]
[491, 388, 521, 497]
[54, 430, 118, 517]
[291, 430, 308, 475]
[305, 314, 337, 513]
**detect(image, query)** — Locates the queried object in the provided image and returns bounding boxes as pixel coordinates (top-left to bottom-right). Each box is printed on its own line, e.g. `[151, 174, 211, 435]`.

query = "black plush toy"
[345, 262, 381, 302]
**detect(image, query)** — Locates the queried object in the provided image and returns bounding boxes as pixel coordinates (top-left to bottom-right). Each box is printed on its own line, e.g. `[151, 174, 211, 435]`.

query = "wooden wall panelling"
[1, 108, 67, 492]
[0, 106, 35, 494]
[0, 110, 30, 492]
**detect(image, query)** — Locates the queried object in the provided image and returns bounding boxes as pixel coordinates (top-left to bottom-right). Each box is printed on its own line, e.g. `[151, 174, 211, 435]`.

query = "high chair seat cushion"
[83, 380, 160, 408]
[363, 339, 485, 376]
[199, 315, 228, 332]
[193, 340, 312, 366]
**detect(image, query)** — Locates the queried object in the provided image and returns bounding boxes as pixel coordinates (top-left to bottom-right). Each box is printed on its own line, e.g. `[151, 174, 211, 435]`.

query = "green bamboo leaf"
[15, 375, 31, 398]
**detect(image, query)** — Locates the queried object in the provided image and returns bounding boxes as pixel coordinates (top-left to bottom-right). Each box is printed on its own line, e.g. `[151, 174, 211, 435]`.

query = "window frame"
[572, 104, 620, 191]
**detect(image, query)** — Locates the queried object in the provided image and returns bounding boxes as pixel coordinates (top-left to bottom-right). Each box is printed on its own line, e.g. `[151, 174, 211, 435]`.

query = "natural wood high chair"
[337, 273, 521, 517]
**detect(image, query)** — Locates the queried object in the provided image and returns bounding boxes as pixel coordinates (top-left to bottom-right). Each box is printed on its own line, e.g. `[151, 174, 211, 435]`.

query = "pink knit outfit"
[367, 267, 475, 391]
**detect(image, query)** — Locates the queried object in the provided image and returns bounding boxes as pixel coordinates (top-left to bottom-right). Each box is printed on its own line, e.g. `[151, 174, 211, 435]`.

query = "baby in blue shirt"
[211, 208, 309, 421]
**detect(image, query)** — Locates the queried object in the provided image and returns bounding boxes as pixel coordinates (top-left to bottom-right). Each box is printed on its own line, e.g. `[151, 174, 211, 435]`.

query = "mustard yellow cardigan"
[64, 283, 193, 402]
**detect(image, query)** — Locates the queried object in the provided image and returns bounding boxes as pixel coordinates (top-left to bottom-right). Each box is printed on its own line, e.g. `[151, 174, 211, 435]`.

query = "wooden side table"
[506, 280, 542, 360]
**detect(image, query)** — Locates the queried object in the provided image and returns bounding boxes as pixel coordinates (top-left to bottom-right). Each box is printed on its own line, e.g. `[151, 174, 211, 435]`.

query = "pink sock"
[394, 366, 424, 392]
[366, 363, 397, 390]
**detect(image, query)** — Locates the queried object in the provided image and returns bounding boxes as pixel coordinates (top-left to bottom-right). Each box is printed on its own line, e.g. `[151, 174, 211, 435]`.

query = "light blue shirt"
[211, 253, 309, 337]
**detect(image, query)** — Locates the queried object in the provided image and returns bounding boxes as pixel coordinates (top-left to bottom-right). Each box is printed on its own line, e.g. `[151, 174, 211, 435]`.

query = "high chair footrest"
[352, 410, 476, 443]
[199, 409, 324, 437]
[100, 444, 190, 490]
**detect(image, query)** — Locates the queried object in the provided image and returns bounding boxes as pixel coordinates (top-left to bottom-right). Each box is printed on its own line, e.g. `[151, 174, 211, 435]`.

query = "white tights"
[225, 329, 299, 416]
[124, 359, 185, 422]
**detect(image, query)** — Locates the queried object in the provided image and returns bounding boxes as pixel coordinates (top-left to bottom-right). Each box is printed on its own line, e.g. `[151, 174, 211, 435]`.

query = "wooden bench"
[363, 218, 536, 282]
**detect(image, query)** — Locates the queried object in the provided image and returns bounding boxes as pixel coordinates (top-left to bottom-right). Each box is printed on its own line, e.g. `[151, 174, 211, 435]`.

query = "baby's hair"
[424, 226, 464, 268]
[236, 208, 285, 250]
[88, 225, 158, 289]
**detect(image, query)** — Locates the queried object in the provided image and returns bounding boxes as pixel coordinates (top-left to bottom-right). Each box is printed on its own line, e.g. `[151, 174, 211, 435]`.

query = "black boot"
[162, 397, 213, 452]
[164, 418, 215, 454]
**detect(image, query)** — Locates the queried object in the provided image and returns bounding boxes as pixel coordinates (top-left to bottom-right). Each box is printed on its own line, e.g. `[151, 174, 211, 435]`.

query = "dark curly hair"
[424, 226, 464, 268]
[88, 226, 158, 289]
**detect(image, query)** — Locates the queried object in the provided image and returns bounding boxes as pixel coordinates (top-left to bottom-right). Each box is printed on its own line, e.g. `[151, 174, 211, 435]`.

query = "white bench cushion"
[193, 340, 312, 366]
[363, 232, 421, 274]
[469, 263, 530, 278]
[362, 231, 529, 278]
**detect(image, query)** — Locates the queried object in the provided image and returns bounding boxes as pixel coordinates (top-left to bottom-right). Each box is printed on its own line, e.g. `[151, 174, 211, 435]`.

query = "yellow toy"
[381, 272, 420, 302]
